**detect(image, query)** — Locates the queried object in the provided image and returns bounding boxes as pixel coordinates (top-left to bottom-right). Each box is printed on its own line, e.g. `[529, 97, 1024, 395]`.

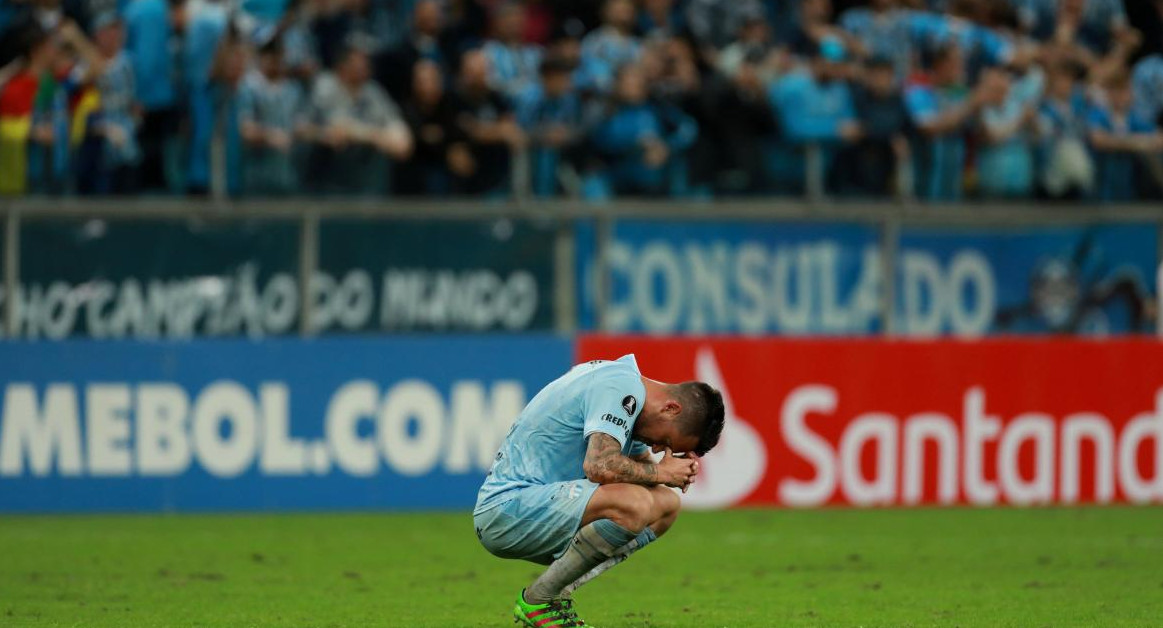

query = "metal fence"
[2, 197, 1162, 338]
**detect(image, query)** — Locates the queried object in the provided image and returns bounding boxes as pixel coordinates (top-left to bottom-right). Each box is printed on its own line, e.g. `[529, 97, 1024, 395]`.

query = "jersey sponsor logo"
[622, 395, 638, 416]
[601, 413, 627, 428]
[601, 413, 630, 438]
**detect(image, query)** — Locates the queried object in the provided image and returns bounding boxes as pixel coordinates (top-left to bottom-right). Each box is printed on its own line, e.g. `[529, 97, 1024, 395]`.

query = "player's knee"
[603, 485, 655, 532]
[649, 485, 681, 520]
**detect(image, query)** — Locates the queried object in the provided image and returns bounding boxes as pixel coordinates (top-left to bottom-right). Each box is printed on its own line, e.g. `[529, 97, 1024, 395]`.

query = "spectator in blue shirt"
[904, 43, 1001, 201]
[238, 36, 301, 196]
[1087, 72, 1163, 202]
[580, 0, 641, 94]
[519, 55, 586, 197]
[77, 13, 139, 195]
[124, 0, 185, 193]
[977, 66, 1042, 198]
[769, 36, 859, 143]
[908, 0, 1016, 79]
[209, 29, 248, 196]
[184, 0, 229, 195]
[1133, 53, 1163, 126]
[583, 62, 696, 200]
[840, 0, 913, 79]
[1037, 59, 1094, 199]
[767, 36, 860, 192]
[482, 2, 542, 102]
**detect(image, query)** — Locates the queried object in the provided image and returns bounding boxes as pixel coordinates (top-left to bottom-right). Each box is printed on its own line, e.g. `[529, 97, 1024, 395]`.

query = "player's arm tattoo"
[583, 433, 659, 486]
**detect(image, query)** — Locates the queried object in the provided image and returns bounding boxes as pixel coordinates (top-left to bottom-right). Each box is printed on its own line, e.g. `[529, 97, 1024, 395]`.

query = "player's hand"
[657, 447, 696, 492]
[680, 452, 702, 493]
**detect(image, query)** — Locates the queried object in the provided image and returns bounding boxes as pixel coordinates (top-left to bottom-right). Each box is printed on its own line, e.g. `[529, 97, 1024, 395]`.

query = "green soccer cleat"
[513, 590, 592, 627]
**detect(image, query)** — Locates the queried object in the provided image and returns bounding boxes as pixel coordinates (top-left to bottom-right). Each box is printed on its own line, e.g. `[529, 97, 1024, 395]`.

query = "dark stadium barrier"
[3, 200, 1163, 341]
[0, 336, 571, 512]
[6, 215, 558, 339]
[578, 337, 1163, 508]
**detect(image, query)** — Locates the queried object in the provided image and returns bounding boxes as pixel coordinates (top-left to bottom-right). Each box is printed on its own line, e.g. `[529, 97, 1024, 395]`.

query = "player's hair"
[671, 382, 725, 457]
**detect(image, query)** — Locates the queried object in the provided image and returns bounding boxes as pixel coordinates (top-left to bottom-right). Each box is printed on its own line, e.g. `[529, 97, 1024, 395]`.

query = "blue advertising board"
[899, 225, 1157, 335]
[577, 220, 1158, 335]
[576, 221, 883, 334]
[0, 336, 572, 512]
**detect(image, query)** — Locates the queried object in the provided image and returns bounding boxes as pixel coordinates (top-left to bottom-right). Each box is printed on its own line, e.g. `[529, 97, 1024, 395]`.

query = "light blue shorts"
[474, 480, 600, 565]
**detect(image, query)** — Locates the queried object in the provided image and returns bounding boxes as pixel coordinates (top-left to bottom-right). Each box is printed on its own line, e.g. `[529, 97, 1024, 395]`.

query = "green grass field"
[2, 507, 1161, 627]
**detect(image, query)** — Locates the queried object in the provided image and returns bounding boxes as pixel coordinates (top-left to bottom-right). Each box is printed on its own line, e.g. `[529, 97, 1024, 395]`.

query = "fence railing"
[2, 197, 1162, 338]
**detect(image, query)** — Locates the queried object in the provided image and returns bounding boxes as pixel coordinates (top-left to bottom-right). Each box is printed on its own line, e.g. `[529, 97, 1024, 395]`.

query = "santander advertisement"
[577, 338, 1163, 508]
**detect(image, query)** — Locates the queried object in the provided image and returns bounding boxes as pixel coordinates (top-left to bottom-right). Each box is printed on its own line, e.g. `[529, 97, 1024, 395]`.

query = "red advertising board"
[577, 337, 1163, 508]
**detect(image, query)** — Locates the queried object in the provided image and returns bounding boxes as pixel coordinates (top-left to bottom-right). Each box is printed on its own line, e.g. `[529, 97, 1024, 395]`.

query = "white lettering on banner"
[779, 385, 838, 506]
[902, 413, 959, 505]
[380, 270, 538, 331]
[1060, 413, 1115, 504]
[0, 384, 84, 476]
[733, 244, 766, 333]
[323, 379, 524, 476]
[602, 241, 995, 335]
[379, 380, 445, 476]
[839, 413, 898, 506]
[963, 388, 1001, 504]
[902, 254, 943, 334]
[259, 384, 306, 475]
[0, 266, 539, 339]
[192, 382, 260, 478]
[0, 379, 526, 478]
[902, 251, 995, 336]
[136, 384, 191, 475]
[636, 243, 684, 332]
[770, 247, 811, 332]
[1118, 403, 1163, 502]
[998, 413, 1055, 505]
[778, 386, 1163, 506]
[445, 382, 525, 473]
[687, 243, 731, 333]
[86, 384, 133, 476]
[325, 381, 380, 476]
[947, 252, 994, 333]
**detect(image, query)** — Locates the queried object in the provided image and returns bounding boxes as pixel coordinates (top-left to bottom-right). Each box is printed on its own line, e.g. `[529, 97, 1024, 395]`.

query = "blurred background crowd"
[1, 0, 1162, 202]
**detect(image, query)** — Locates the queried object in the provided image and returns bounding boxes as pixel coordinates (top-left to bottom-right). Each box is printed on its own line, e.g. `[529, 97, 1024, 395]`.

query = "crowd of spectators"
[1, 0, 1162, 202]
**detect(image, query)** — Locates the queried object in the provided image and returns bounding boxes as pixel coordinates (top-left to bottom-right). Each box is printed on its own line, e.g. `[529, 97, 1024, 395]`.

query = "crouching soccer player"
[473, 354, 725, 627]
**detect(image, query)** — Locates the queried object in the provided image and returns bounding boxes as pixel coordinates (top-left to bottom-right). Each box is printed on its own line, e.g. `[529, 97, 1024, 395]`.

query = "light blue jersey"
[473, 355, 651, 563]
[475, 355, 647, 514]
